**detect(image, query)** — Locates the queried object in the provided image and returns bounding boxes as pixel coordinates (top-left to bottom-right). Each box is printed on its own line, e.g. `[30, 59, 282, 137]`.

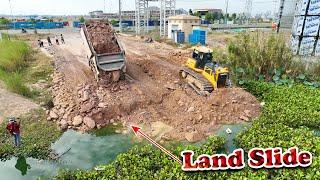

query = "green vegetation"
[0, 18, 10, 25]
[0, 36, 53, 99]
[79, 16, 85, 23]
[55, 80, 320, 179]
[236, 81, 320, 178]
[0, 109, 61, 161]
[227, 32, 320, 88]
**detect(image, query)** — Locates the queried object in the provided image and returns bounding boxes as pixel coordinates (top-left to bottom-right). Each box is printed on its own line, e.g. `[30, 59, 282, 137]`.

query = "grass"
[0, 109, 62, 161]
[0, 35, 53, 100]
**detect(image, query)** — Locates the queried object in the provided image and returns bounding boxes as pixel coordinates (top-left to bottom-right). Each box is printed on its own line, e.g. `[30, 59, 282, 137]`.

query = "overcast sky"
[0, 0, 278, 16]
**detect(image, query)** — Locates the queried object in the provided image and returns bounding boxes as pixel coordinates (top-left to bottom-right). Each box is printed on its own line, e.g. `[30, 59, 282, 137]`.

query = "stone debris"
[73, 115, 83, 127]
[83, 117, 96, 129]
[86, 21, 120, 54]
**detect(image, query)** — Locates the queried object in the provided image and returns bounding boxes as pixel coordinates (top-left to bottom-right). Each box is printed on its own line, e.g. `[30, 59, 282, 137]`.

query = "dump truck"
[80, 21, 126, 82]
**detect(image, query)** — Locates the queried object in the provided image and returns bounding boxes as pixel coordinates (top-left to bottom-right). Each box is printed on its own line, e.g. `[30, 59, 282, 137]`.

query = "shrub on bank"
[0, 109, 61, 161]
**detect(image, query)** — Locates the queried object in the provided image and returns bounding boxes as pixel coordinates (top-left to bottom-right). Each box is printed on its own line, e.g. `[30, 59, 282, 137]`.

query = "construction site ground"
[46, 30, 261, 142]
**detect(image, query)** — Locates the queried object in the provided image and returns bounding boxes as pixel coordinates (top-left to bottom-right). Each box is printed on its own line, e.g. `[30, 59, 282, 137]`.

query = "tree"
[189, 9, 193, 15]
[231, 13, 237, 21]
[0, 17, 10, 25]
[205, 13, 212, 21]
[79, 16, 85, 23]
[194, 12, 201, 18]
[110, 20, 117, 26]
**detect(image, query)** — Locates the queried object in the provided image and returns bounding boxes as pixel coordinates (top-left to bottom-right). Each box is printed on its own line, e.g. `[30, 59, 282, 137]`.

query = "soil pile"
[86, 22, 120, 54]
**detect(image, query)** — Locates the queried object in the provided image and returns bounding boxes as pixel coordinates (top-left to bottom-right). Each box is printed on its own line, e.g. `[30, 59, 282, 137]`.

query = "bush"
[0, 109, 61, 161]
[227, 32, 306, 81]
[1, 72, 34, 97]
[0, 40, 30, 72]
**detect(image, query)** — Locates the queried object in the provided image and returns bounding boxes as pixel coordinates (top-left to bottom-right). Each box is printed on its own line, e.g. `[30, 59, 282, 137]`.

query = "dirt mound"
[48, 33, 261, 142]
[86, 22, 120, 54]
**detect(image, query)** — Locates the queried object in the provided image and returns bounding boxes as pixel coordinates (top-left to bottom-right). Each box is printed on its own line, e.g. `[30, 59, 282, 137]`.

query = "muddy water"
[0, 130, 134, 179]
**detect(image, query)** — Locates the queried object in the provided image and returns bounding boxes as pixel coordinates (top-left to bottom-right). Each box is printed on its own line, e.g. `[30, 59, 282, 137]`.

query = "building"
[168, 15, 201, 42]
[193, 8, 223, 16]
[89, 10, 104, 18]
[89, 8, 187, 21]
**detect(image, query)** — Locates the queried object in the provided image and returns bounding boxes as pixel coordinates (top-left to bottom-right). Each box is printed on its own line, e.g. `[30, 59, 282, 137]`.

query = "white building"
[168, 15, 201, 42]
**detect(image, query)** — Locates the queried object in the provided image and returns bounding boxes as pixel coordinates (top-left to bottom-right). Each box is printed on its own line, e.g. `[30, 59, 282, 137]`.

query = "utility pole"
[245, 0, 252, 24]
[8, 0, 13, 40]
[225, 0, 229, 24]
[119, 0, 122, 33]
[277, 0, 285, 33]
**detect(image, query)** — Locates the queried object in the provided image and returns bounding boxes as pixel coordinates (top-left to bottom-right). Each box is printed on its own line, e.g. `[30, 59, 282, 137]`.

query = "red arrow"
[130, 125, 182, 164]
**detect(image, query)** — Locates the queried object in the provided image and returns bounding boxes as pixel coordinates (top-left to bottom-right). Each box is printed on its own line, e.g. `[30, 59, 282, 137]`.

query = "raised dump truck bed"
[80, 21, 126, 82]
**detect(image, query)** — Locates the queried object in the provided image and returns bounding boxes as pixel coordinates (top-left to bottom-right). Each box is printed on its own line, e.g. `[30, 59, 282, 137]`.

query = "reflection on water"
[0, 130, 134, 179]
[15, 156, 31, 176]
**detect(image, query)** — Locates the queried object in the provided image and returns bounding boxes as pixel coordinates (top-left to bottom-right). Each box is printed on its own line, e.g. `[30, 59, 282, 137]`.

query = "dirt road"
[47, 31, 261, 142]
[0, 83, 38, 123]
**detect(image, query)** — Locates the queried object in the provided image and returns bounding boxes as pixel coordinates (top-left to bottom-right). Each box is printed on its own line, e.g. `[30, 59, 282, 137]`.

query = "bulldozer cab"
[192, 46, 214, 69]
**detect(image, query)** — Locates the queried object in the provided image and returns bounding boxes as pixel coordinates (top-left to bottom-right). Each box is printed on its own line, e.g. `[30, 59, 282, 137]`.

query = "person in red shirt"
[6, 117, 21, 147]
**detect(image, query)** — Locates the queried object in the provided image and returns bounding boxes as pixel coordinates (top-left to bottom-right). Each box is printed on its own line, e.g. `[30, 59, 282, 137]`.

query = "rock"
[49, 111, 59, 119]
[178, 100, 184, 107]
[109, 119, 115, 124]
[240, 115, 250, 122]
[83, 117, 96, 129]
[59, 120, 68, 131]
[165, 84, 176, 90]
[67, 120, 72, 126]
[197, 115, 203, 121]
[80, 102, 94, 113]
[46, 117, 52, 121]
[187, 107, 195, 112]
[97, 124, 102, 129]
[59, 108, 65, 115]
[115, 130, 121, 134]
[73, 115, 83, 126]
[82, 91, 89, 102]
[260, 102, 265, 106]
[244, 110, 251, 117]
[185, 131, 203, 142]
[98, 103, 106, 108]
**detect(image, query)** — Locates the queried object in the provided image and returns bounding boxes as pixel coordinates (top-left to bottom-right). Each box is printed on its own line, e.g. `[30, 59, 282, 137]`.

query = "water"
[0, 125, 249, 179]
[0, 130, 134, 179]
[216, 124, 248, 153]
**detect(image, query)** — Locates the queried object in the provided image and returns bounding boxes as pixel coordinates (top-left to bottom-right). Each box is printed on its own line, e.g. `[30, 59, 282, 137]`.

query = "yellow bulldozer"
[179, 45, 231, 95]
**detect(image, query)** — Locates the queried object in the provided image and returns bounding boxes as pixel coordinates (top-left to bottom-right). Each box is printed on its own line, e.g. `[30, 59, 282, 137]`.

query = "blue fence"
[73, 21, 84, 28]
[10, 22, 64, 29]
[188, 29, 206, 45]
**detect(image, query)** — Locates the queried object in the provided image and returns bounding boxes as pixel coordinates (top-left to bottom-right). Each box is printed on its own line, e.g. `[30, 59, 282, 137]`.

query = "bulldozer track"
[179, 67, 214, 95]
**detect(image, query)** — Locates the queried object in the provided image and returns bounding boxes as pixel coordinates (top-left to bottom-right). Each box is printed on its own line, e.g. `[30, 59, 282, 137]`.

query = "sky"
[0, 0, 278, 16]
